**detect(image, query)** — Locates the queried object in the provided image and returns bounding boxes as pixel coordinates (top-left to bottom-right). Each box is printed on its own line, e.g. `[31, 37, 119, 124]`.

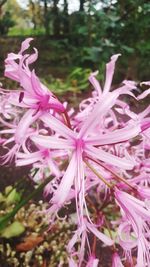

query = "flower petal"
[16, 151, 41, 166]
[15, 109, 41, 144]
[103, 54, 121, 95]
[41, 113, 76, 139]
[31, 135, 73, 149]
[19, 38, 33, 54]
[89, 71, 102, 96]
[138, 88, 150, 100]
[87, 221, 114, 246]
[86, 123, 141, 146]
[86, 146, 135, 170]
[52, 152, 77, 206]
[78, 92, 119, 139]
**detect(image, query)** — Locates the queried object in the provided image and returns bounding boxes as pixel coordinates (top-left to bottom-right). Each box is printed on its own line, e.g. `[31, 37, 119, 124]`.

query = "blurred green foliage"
[42, 67, 92, 95]
[0, 11, 15, 35]
[0, 0, 150, 82]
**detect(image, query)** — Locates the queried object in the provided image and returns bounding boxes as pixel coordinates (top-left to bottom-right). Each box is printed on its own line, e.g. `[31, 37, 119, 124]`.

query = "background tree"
[62, 0, 69, 35]
[0, 0, 15, 35]
[52, 0, 60, 36]
[79, 0, 85, 12]
[43, 0, 50, 35]
[0, 0, 150, 81]
[0, 0, 7, 16]
[28, 0, 43, 30]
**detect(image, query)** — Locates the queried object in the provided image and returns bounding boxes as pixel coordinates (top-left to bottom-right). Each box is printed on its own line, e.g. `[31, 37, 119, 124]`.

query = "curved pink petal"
[31, 135, 74, 149]
[19, 38, 33, 54]
[19, 69, 34, 94]
[86, 146, 135, 170]
[41, 113, 76, 139]
[52, 152, 77, 206]
[138, 88, 150, 100]
[26, 48, 38, 65]
[86, 221, 114, 246]
[31, 70, 44, 96]
[4, 53, 21, 81]
[16, 151, 41, 166]
[15, 109, 41, 144]
[86, 123, 141, 146]
[140, 81, 150, 86]
[78, 92, 119, 139]
[89, 71, 102, 96]
[115, 189, 150, 236]
[103, 54, 121, 95]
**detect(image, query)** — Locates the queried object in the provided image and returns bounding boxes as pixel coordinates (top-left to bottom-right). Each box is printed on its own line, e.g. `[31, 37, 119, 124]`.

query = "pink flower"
[31, 102, 140, 214]
[27, 53, 141, 228]
[2, 38, 150, 267]
[2, 38, 65, 145]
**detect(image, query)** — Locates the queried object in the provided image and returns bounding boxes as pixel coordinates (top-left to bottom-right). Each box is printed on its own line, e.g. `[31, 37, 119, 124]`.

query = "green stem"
[0, 176, 53, 231]
[84, 159, 113, 188]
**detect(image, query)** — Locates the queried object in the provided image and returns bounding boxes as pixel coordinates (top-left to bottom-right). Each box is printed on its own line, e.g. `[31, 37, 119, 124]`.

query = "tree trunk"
[29, 0, 37, 30]
[0, 0, 7, 17]
[63, 0, 69, 35]
[43, 0, 49, 35]
[53, 0, 60, 36]
[79, 0, 85, 12]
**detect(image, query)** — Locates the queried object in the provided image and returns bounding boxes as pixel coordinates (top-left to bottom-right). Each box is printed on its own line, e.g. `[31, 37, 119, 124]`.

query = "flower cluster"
[0, 38, 150, 266]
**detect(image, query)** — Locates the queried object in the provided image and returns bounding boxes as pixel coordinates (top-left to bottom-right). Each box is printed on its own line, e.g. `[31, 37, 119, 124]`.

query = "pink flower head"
[31, 99, 140, 224]
[1, 38, 150, 267]
[1, 39, 65, 147]
[28, 52, 141, 231]
[5, 38, 65, 114]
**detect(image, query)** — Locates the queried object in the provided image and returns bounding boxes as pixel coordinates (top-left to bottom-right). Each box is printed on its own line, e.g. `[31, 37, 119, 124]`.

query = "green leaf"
[5, 186, 13, 195]
[5, 189, 21, 205]
[0, 193, 5, 203]
[122, 45, 135, 54]
[0, 221, 25, 238]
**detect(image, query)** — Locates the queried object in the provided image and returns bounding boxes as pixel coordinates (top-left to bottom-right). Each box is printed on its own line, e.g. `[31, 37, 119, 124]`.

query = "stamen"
[85, 156, 136, 192]
[62, 110, 72, 129]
